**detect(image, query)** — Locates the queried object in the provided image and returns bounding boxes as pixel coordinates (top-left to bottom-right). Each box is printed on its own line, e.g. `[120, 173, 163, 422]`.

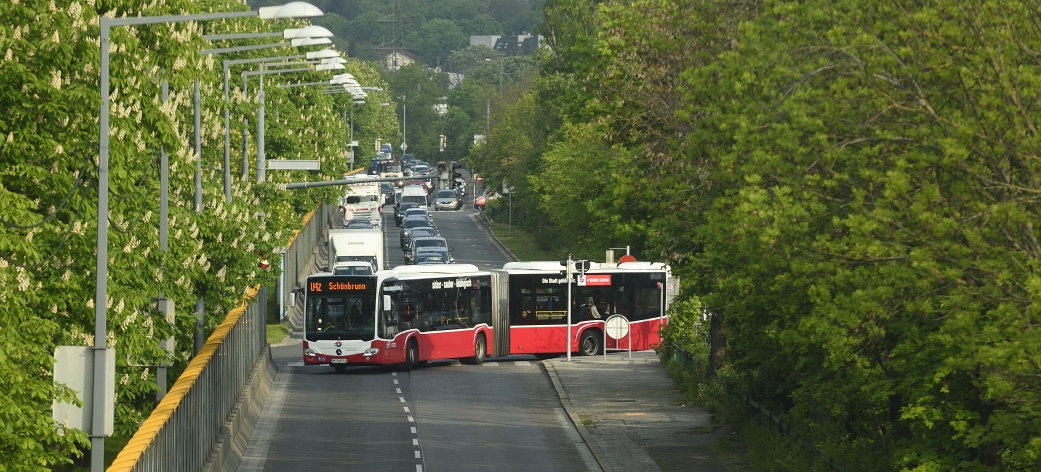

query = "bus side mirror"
[290, 288, 303, 308]
[383, 295, 392, 313]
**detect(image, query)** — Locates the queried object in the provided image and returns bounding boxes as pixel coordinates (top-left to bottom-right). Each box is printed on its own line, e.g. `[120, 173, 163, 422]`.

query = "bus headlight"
[304, 349, 316, 357]
[363, 348, 380, 357]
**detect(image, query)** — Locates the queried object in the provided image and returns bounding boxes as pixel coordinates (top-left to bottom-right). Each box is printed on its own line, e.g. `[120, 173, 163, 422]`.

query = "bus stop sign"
[605, 315, 630, 340]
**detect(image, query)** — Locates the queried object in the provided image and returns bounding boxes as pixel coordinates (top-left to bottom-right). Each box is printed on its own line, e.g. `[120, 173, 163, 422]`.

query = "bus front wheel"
[402, 340, 419, 372]
[579, 331, 601, 356]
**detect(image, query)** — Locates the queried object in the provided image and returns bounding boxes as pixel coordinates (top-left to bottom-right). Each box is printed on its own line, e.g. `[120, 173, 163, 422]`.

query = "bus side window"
[381, 296, 399, 338]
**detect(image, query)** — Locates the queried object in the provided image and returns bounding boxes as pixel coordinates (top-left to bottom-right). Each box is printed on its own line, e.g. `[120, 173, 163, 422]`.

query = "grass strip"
[487, 220, 562, 261]
[266, 323, 289, 345]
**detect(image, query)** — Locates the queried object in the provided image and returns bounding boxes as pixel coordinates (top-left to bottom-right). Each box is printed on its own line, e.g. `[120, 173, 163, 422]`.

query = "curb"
[270, 336, 301, 348]
[541, 361, 613, 472]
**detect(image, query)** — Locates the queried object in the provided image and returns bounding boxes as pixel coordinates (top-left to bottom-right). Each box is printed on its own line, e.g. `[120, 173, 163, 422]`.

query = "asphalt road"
[239, 194, 598, 472]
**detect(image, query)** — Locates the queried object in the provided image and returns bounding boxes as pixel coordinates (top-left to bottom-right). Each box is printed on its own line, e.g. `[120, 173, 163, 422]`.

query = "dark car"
[403, 207, 433, 225]
[395, 202, 419, 226]
[406, 237, 450, 264]
[434, 189, 461, 211]
[380, 182, 395, 205]
[413, 250, 450, 265]
[399, 216, 434, 248]
[345, 219, 375, 229]
[402, 227, 438, 253]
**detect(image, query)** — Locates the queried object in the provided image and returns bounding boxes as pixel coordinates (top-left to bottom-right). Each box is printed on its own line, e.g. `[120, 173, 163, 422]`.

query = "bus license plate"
[330, 359, 348, 364]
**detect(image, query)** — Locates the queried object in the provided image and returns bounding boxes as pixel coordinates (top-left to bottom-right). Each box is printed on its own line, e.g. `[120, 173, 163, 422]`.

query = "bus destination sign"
[308, 277, 371, 294]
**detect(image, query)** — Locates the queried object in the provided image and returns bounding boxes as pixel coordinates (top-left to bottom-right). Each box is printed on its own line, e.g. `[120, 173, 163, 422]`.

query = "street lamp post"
[228, 52, 328, 180]
[484, 57, 504, 92]
[243, 60, 344, 182]
[95, 4, 322, 470]
[202, 27, 334, 204]
[400, 95, 407, 154]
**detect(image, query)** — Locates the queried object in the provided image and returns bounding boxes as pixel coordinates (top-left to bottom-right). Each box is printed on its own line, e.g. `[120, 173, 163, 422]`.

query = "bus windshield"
[306, 295, 377, 341]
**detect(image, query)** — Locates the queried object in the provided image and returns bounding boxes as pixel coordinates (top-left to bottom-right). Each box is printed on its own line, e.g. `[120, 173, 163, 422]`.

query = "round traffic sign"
[605, 315, 629, 340]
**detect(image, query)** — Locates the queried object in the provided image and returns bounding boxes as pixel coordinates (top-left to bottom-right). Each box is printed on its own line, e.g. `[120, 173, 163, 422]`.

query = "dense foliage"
[469, 0, 1041, 469]
[0, 0, 395, 468]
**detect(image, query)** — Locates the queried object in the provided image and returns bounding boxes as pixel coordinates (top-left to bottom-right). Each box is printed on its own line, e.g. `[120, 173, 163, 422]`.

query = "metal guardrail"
[108, 288, 264, 472]
[282, 203, 339, 332]
[108, 204, 329, 472]
[668, 343, 848, 472]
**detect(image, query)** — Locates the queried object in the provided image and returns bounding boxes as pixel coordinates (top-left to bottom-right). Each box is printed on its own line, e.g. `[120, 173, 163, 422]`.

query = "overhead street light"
[316, 62, 346, 71]
[96, 6, 324, 471]
[202, 24, 332, 42]
[306, 48, 341, 60]
[291, 37, 331, 47]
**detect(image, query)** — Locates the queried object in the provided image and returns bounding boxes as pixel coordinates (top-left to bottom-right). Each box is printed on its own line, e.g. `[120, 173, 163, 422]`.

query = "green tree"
[406, 18, 468, 67]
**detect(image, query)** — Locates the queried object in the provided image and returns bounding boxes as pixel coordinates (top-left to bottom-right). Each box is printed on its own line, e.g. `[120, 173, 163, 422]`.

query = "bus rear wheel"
[579, 331, 601, 356]
[402, 340, 419, 372]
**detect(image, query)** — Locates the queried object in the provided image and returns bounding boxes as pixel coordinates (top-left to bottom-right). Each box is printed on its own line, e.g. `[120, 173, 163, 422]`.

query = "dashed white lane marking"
[514, 361, 531, 366]
[404, 407, 411, 413]
[396, 388, 402, 394]
[408, 415, 415, 422]
[483, 362, 500, 366]
[415, 451, 422, 459]
[394, 379, 399, 385]
[287, 361, 303, 367]
[413, 439, 419, 446]
[417, 466, 423, 472]
[411, 427, 417, 433]
[400, 396, 406, 402]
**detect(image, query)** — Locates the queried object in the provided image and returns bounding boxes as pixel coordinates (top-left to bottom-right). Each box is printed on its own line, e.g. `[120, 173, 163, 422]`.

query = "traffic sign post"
[604, 315, 631, 361]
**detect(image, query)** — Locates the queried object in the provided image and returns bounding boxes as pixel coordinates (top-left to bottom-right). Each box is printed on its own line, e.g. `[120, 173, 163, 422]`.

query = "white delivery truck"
[328, 228, 385, 272]
[340, 181, 384, 228]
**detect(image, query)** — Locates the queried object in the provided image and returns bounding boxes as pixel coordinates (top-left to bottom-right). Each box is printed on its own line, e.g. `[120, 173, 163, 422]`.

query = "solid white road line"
[554, 408, 601, 472]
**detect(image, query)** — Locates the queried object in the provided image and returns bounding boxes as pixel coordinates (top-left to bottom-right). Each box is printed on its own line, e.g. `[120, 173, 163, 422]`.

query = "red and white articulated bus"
[302, 264, 505, 372]
[501, 261, 679, 358]
[301, 262, 678, 371]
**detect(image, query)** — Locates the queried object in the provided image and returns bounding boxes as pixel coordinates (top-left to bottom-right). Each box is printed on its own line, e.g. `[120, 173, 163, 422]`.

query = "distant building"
[493, 34, 543, 55]
[470, 36, 500, 49]
[384, 50, 422, 71]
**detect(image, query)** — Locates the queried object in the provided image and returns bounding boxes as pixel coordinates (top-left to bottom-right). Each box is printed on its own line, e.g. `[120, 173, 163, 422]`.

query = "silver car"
[434, 189, 461, 211]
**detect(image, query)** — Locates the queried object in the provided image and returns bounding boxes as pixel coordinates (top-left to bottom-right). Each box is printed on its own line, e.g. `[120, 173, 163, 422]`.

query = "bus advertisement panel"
[502, 261, 673, 357]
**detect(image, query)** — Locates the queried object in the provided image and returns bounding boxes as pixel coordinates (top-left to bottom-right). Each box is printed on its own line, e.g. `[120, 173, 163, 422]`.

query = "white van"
[398, 185, 428, 208]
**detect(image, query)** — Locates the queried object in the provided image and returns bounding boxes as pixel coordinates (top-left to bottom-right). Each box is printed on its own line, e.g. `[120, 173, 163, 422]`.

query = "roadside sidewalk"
[543, 351, 745, 472]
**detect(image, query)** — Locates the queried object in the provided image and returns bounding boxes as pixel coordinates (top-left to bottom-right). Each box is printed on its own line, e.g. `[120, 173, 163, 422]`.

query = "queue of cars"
[392, 182, 458, 265]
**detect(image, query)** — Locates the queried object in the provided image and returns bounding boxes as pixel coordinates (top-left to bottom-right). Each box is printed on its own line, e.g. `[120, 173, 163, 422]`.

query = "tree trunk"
[707, 311, 726, 379]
